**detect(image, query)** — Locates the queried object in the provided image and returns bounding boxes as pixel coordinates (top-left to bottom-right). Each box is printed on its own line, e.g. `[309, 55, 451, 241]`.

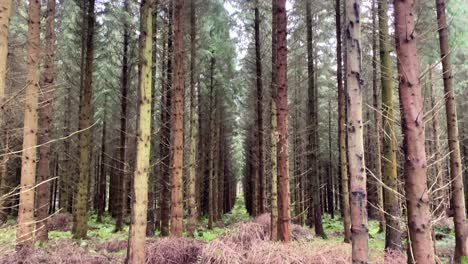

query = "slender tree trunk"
[169, 0, 184, 237]
[270, 76, 279, 237]
[327, 99, 334, 219]
[160, 3, 173, 236]
[270, 0, 278, 240]
[306, 0, 325, 238]
[428, 67, 446, 217]
[187, 0, 198, 237]
[208, 55, 216, 229]
[116, 0, 130, 232]
[0, 0, 12, 222]
[16, 0, 41, 248]
[378, 0, 402, 251]
[393, 0, 435, 262]
[126, 1, 152, 262]
[72, 0, 96, 239]
[147, 1, 159, 237]
[345, 0, 368, 261]
[435, 0, 468, 260]
[275, 0, 290, 243]
[36, 0, 56, 241]
[97, 105, 107, 223]
[335, 0, 351, 243]
[371, 0, 384, 234]
[254, 0, 265, 215]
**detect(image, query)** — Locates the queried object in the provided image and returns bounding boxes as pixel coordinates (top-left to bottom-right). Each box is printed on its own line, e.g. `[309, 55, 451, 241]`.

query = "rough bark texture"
[72, 0, 95, 239]
[393, 0, 435, 262]
[169, 0, 184, 237]
[270, 0, 278, 241]
[0, 0, 12, 222]
[36, 0, 56, 241]
[335, 0, 351, 243]
[275, 0, 290, 243]
[126, 1, 152, 262]
[345, 0, 368, 261]
[186, 0, 198, 238]
[16, 0, 41, 248]
[378, 0, 401, 251]
[254, 0, 265, 215]
[435, 0, 468, 260]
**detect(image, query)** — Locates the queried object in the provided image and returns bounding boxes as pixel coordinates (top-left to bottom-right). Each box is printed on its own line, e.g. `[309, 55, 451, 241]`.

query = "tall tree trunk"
[16, 0, 41, 248]
[327, 99, 334, 219]
[275, 0, 290, 243]
[147, 0, 159, 237]
[208, 54, 216, 229]
[393, 0, 435, 262]
[160, 3, 173, 236]
[126, 0, 153, 262]
[270, 0, 278, 241]
[378, 0, 402, 251]
[435, 0, 468, 260]
[116, 0, 130, 232]
[345, 0, 368, 261]
[335, 0, 351, 243]
[254, 0, 265, 215]
[0, 0, 12, 222]
[36, 0, 56, 241]
[187, 0, 198, 237]
[169, 0, 184, 237]
[306, 0, 326, 238]
[97, 105, 107, 223]
[72, 0, 96, 239]
[371, 0, 384, 234]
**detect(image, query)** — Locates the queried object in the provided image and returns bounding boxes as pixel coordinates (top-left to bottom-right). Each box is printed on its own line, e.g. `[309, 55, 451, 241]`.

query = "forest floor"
[0, 196, 456, 263]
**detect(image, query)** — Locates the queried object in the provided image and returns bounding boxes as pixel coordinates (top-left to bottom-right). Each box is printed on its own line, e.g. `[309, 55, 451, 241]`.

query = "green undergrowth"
[193, 195, 251, 242]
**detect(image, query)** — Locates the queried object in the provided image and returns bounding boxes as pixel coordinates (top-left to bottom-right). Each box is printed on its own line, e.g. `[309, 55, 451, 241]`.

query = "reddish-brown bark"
[275, 0, 290, 243]
[393, 0, 435, 262]
[435, 0, 468, 260]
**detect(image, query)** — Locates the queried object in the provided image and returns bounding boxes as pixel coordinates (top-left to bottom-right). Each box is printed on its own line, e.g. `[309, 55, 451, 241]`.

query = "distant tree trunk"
[435, 0, 468, 260]
[275, 0, 290, 243]
[0, 0, 12, 222]
[371, 0, 384, 234]
[160, 2, 173, 237]
[208, 54, 216, 229]
[97, 104, 107, 223]
[270, 0, 278, 240]
[335, 0, 351, 243]
[393, 0, 435, 262]
[186, 0, 198, 237]
[428, 67, 446, 216]
[115, 0, 130, 232]
[126, 0, 153, 262]
[345, 0, 368, 261]
[327, 99, 334, 219]
[60, 84, 72, 212]
[254, 0, 265, 215]
[306, 0, 325, 238]
[169, 0, 184, 237]
[378, 0, 402, 251]
[72, 0, 96, 239]
[35, 0, 56, 242]
[16, 0, 41, 248]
